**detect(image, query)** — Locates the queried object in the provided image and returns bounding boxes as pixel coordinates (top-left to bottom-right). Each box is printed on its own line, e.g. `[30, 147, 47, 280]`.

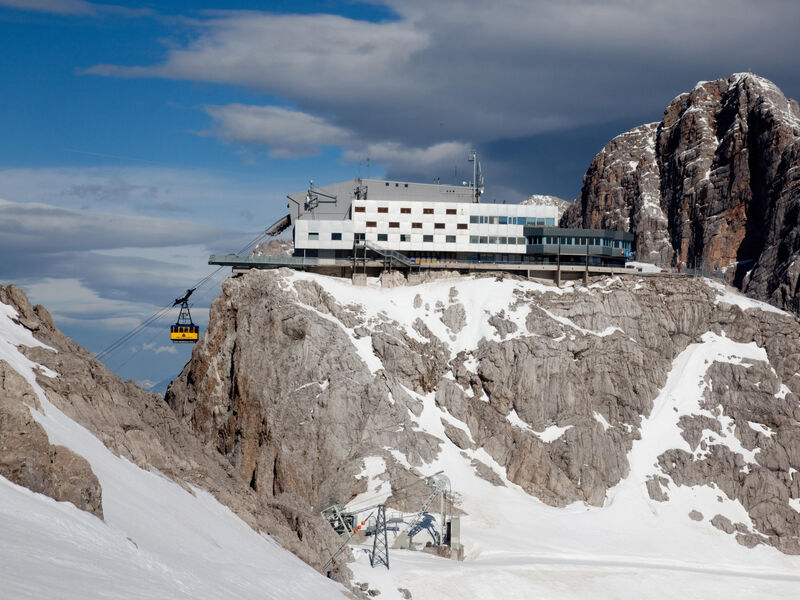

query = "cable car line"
[94, 228, 271, 363]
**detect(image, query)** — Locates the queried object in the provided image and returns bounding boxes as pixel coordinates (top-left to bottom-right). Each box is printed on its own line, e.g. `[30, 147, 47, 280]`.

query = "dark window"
[385, 182, 390, 186]
[378, 207, 389, 213]
[470, 216, 480, 223]
[366, 221, 377, 227]
[395, 183, 399, 187]
[354, 206, 366, 213]
[489, 236, 499, 244]
[499, 216, 507, 224]
[401, 207, 411, 214]
[434, 223, 445, 229]
[423, 208, 434, 214]
[446, 208, 457, 215]
[389, 222, 399, 228]
[470, 236, 480, 243]
[400, 234, 409, 242]
[499, 237, 507, 244]
[412, 222, 422, 229]
[479, 236, 488, 244]
[404, 183, 408, 188]
[355, 233, 365, 242]
[446, 235, 456, 243]
[423, 235, 434, 242]
[457, 223, 468, 230]
[377, 233, 388, 242]
[331, 232, 342, 241]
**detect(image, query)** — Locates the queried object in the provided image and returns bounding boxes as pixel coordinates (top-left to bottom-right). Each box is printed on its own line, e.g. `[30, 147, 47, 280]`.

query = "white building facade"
[292, 180, 557, 257]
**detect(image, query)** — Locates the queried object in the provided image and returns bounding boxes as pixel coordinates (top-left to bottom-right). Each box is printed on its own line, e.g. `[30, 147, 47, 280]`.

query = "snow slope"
[277, 273, 800, 600]
[0, 300, 346, 600]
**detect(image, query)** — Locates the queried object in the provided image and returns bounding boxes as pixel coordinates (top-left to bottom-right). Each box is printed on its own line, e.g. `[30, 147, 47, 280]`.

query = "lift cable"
[94, 229, 270, 362]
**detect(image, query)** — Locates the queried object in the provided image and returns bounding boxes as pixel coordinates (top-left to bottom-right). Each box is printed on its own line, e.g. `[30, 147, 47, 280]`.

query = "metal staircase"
[355, 240, 415, 268]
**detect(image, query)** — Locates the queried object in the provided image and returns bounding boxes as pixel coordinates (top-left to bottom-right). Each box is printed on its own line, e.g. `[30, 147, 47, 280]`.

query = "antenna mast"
[468, 151, 483, 203]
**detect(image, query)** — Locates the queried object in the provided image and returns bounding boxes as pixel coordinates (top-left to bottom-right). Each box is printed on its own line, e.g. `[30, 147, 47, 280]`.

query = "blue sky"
[2, 0, 799, 390]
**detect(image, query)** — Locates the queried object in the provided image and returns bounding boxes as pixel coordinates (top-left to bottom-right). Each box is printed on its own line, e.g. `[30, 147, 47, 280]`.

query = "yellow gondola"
[170, 288, 200, 344]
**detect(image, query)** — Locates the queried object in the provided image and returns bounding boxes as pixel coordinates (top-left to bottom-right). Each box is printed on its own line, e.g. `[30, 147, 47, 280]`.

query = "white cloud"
[205, 104, 353, 158]
[142, 342, 177, 355]
[0, 0, 152, 16]
[0, 0, 96, 14]
[343, 141, 472, 174]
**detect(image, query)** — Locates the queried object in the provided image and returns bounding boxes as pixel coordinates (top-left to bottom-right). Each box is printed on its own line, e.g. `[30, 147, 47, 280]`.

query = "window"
[401, 207, 411, 214]
[385, 182, 390, 186]
[389, 222, 399, 228]
[519, 237, 527, 245]
[400, 234, 410, 242]
[412, 222, 422, 229]
[489, 216, 499, 224]
[457, 223, 468, 230]
[489, 236, 499, 244]
[308, 232, 319, 240]
[377, 233, 388, 242]
[423, 235, 434, 242]
[395, 183, 399, 187]
[354, 206, 366, 213]
[423, 208, 434, 214]
[378, 207, 389, 213]
[404, 183, 408, 188]
[355, 233, 365, 242]
[499, 216, 508, 225]
[446, 235, 456, 243]
[479, 236, 488, 244]
[434, 223, 445, 229]
[446, 208, 457, 215]
[331, 232, 342, 241]
[470, 215, 480, 224]
[366, 221, 377, 227]
[499, 237, 507, 244]
[470, 236, 480, 243]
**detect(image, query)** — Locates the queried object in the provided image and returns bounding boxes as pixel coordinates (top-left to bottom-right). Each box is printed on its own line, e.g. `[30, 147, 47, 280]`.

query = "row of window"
[364, 221, 468, 229]
[355, 206, 459, 215]
[470, 216, 556, 225]
[529, 236, 631, 249]
[469, 236, 528, 245]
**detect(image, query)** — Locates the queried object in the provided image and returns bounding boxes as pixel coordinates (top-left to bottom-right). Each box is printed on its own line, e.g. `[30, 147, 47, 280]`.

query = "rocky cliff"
[0, 283, 348, 581]
[167, 268, 800, 556]
[562, 73, 800, 313]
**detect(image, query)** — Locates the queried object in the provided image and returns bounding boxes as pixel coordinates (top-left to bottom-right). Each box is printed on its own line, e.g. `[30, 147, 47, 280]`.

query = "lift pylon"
[370, 504, 389, 569]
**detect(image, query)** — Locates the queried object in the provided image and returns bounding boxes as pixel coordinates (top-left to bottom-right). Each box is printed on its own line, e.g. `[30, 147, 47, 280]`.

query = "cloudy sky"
[2, 0, 799, 389]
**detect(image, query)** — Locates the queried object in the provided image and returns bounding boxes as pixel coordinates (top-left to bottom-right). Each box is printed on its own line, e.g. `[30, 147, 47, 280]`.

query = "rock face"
[167, 268, 800, 554]
[562, 73, 800, 313]
[0, 356, 103, 519]
[0, 284, 348, 580]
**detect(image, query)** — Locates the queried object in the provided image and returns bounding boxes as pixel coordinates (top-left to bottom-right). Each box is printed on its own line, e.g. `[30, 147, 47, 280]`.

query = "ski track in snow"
[0, 300, 346, 600]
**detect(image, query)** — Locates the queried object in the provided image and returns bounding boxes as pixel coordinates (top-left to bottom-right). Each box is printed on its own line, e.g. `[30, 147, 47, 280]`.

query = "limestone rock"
[563, 73, 800, 313]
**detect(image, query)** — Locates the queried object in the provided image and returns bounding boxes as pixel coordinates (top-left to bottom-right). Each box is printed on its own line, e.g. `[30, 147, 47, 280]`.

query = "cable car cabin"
[170, 324, 199, 343]
[171, 288, 199, 344]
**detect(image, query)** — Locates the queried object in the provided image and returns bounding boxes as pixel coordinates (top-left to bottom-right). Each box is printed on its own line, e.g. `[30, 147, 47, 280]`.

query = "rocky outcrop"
[562, 73, 800, 313]
[166, 268, 800, 554]
[0, 284, 349, 581]
[0, 357, 103, 518]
